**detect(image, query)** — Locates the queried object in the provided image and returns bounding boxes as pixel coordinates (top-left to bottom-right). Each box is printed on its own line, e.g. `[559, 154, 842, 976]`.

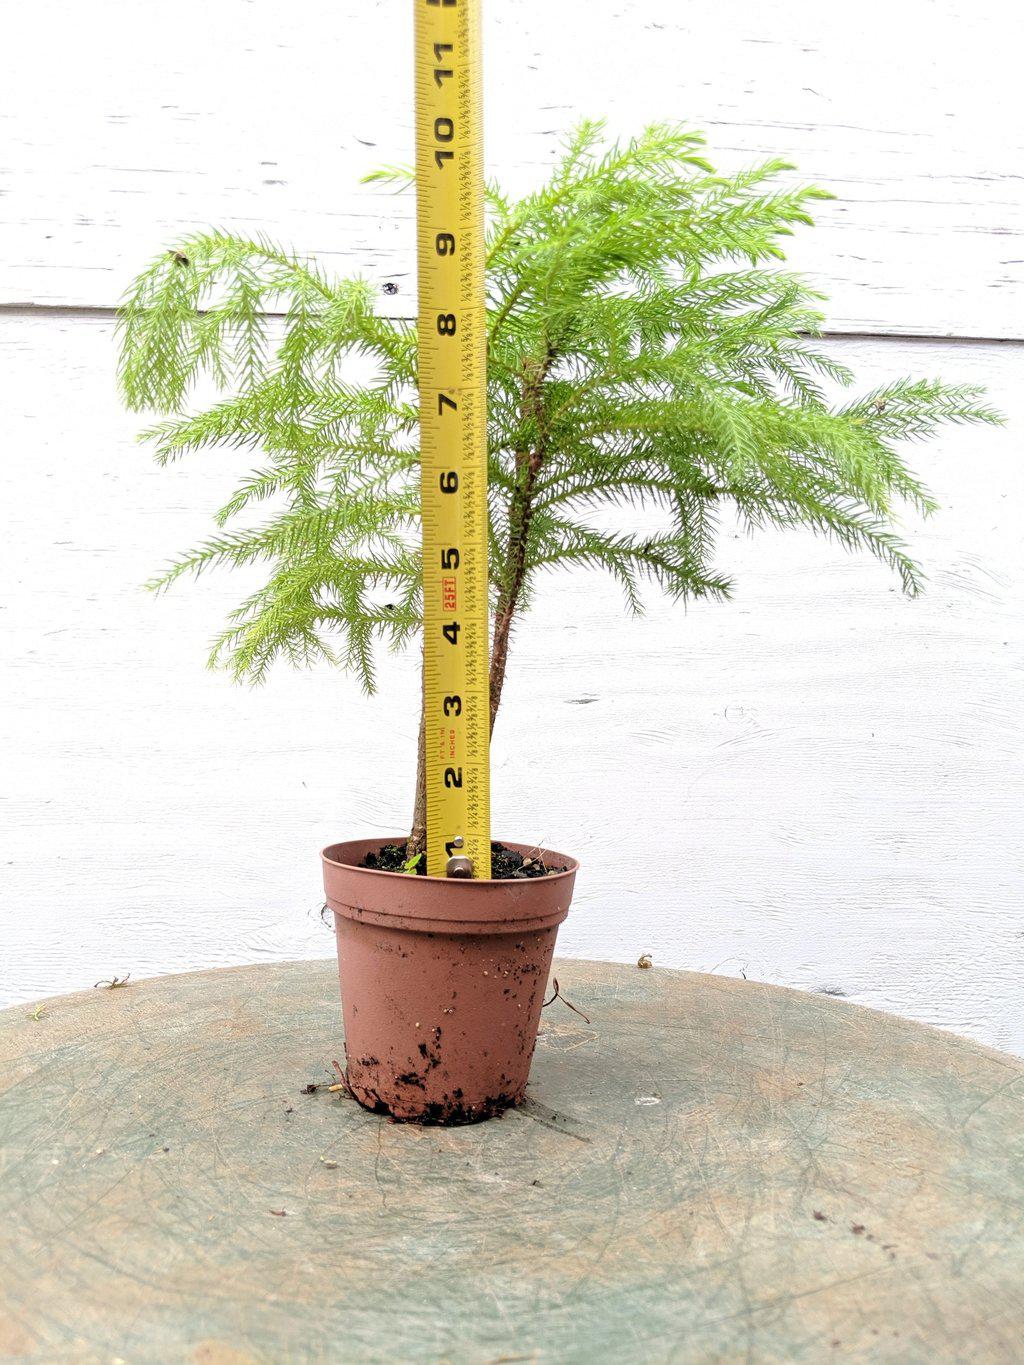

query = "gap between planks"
[0, 300, 1021, 349]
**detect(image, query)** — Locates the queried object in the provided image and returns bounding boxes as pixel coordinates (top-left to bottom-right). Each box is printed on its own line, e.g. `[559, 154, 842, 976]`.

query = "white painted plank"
[2, 0, 1023, 336]
[1, 316, 1021, 1054]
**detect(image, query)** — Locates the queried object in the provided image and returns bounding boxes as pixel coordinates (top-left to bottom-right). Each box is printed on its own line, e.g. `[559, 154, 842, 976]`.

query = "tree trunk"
[409, 352, 550, 850]
[488, 595, 515, 732]
[409, 466, 537, 850]
[408, 595, 507, 859]
[488, 440, 541, 733]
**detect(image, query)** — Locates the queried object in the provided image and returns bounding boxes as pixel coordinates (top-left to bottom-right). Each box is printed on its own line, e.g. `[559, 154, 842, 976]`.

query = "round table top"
[2, 958, 1023, 1362]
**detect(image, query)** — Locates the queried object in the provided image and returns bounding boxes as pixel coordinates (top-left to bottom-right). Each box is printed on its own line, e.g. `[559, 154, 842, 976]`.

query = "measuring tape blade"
[414, 0, 491, 879]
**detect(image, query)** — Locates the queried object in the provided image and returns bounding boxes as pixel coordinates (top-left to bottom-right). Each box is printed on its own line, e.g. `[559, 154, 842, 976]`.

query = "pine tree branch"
[115, 120, 1002, 848]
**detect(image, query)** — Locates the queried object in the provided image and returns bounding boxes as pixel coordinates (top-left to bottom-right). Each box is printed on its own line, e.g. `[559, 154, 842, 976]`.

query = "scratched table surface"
[2, 960, 1023, 1363]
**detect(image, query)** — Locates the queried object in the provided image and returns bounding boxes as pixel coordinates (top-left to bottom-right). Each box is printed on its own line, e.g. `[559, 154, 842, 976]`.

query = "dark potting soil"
[360, 840, 566, 880]
[346, 1078, 519, 1126]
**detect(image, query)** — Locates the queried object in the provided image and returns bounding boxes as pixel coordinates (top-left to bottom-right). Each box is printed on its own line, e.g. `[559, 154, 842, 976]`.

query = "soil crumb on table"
[360, 841, 566, 879]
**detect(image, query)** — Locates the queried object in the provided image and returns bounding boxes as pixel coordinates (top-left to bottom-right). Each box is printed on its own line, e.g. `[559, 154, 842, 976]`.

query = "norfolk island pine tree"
[117, 123, 1000, 859]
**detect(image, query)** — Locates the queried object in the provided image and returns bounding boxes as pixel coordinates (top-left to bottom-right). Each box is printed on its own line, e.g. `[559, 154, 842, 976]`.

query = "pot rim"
[321, 836, 580, 886]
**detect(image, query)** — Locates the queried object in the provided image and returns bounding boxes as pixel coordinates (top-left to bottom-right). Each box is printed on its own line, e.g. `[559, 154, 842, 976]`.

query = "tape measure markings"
[414, 0, 491, 878]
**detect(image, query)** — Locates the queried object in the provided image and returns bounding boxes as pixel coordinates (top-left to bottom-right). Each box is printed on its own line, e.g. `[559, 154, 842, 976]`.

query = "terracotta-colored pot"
[321, 838, 578, 1125]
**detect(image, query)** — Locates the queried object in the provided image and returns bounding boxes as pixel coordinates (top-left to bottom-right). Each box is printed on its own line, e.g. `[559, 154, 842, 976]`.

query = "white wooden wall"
[2, 1, 1022, 1052]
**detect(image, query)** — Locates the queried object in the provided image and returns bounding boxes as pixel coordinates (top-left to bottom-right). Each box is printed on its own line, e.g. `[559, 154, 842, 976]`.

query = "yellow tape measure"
[414, 0, 491, 878]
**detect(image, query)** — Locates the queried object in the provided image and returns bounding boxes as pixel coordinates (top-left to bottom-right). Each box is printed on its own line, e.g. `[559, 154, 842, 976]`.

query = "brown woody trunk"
[409, 354, 549, 852]
[407, 602, 510, 858]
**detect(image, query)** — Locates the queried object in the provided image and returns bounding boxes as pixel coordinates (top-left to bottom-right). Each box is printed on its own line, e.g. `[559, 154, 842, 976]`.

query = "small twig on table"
[328, 1059, 352, 1095]
[300, 1061, 351, 1096]
[542, 978, 591, 1024]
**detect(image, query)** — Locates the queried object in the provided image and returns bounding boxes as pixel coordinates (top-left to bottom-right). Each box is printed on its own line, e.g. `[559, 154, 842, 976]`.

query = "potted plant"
[117, 123, 997, 1123]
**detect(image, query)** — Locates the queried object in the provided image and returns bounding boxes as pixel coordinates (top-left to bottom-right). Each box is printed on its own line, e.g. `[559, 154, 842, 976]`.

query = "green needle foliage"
[117, 121, 999, 836]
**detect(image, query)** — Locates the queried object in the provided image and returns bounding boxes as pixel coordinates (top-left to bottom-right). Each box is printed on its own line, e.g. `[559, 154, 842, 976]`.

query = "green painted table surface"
[2, 959, 1023, 1363]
